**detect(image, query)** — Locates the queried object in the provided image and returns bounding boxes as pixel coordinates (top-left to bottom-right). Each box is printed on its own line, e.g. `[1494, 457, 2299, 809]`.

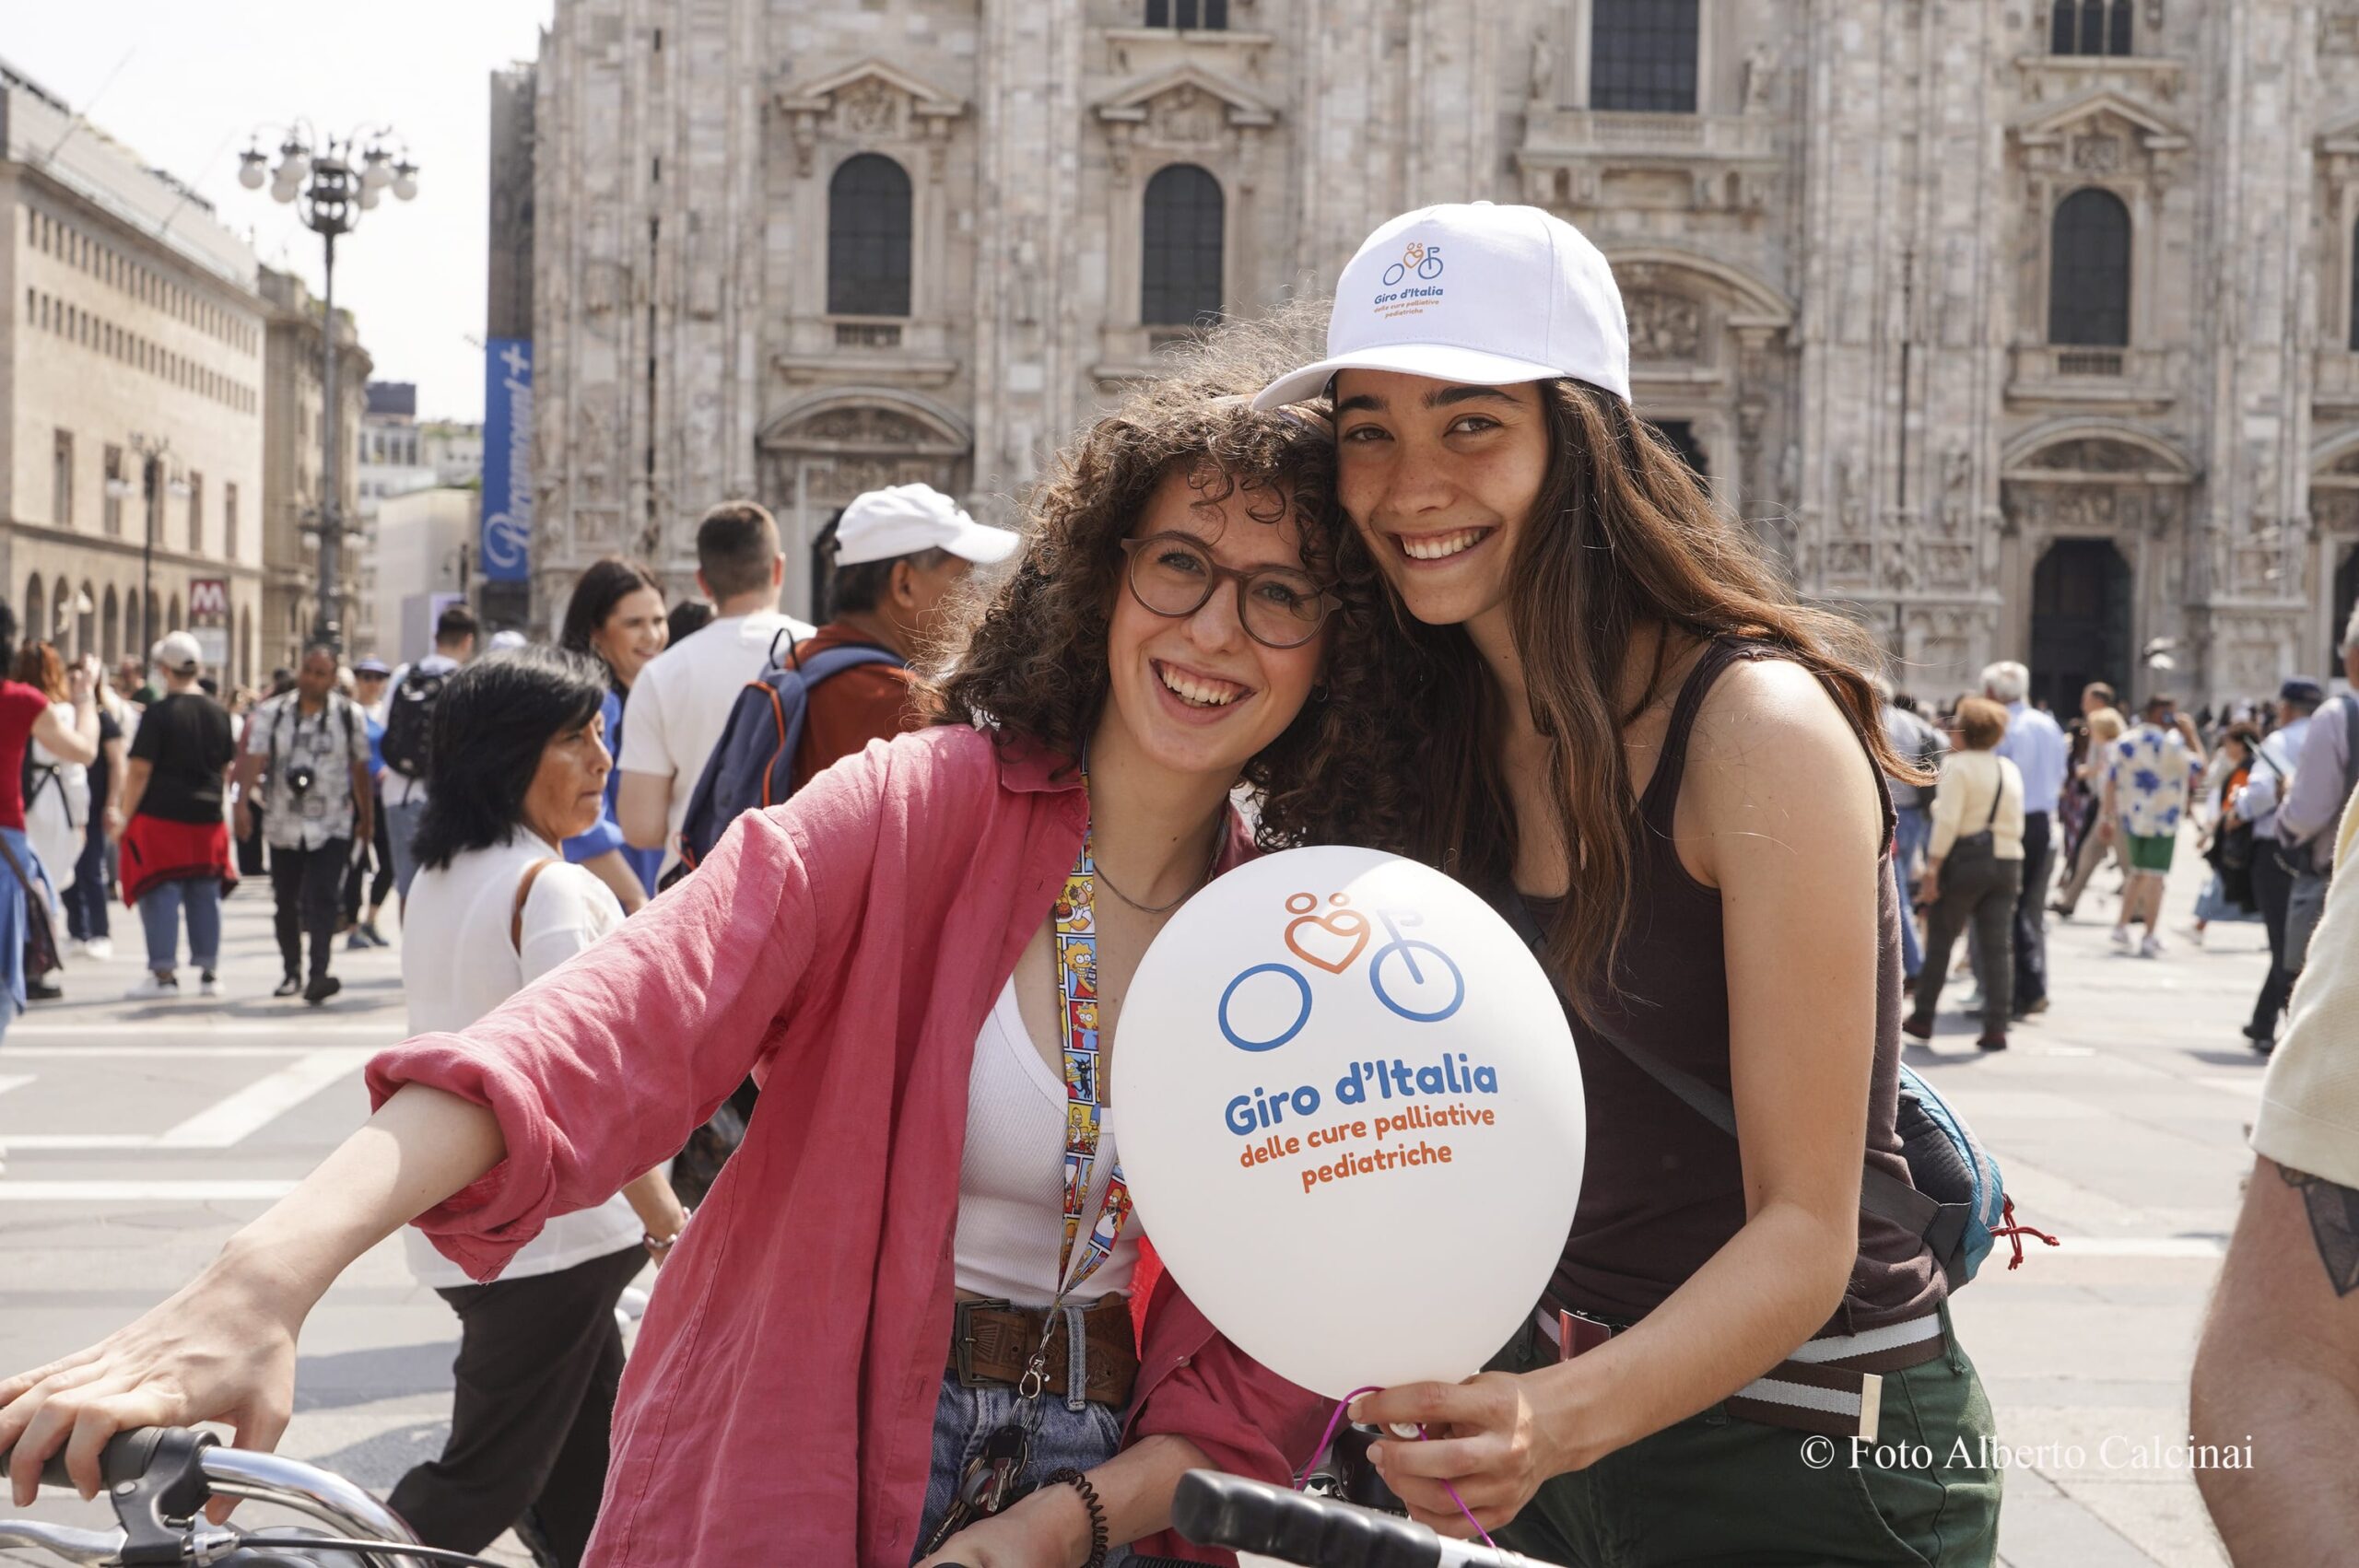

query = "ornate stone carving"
[2036, 439, 2150, 473]
[1625, 290, 1705, 362]
[2071, 133, 2125, 173]
[1146, 85, 1226, 147]
[1010, 236, 1044, 327]
[1743, 44, 1780, 114]
[1528, 29, 1556, 105]
[832, 77, 908, 139]
[799, 407, 933, 446]
[1836, 453, 1867, 535]
[1940, 445, 1972, 534]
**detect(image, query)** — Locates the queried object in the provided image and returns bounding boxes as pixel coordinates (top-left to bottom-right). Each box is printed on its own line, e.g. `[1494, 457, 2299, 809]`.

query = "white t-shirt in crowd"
[616, 608, 811, 872]
[400, 829, 642, 1286]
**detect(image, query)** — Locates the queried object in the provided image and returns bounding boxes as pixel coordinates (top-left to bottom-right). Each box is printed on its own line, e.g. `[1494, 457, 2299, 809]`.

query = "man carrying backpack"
[791, 485, 1016, 787]
[380, 603, 477, 908]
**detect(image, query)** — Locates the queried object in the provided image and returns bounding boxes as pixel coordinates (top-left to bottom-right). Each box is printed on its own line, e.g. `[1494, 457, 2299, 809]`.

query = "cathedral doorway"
[2030, 539, 2131, 713]
[2335, 545, 2359, 678]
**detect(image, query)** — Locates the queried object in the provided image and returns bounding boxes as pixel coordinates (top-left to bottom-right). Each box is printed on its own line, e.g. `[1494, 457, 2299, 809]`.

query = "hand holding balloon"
[1349, 1372, 1576, 1539]
[1114, 847, 1586, 1402]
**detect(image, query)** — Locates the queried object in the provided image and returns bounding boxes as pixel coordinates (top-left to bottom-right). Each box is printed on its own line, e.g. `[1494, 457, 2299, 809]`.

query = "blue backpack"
[1500, 899, 2050, 1289]
[675, 639, 906, 872]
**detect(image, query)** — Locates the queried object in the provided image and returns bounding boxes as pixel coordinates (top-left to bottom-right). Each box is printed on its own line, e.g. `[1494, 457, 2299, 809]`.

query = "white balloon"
[1115, 845, 1585, 1402]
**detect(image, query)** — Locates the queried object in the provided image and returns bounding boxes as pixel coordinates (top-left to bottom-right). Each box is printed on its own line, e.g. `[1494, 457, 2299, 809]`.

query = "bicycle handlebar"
[1171, 1469, 1540, 1568]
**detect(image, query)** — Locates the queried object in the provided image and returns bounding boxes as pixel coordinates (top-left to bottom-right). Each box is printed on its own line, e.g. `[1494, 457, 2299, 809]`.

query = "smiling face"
[521, 706, 614, 846]
[590, 585, 670, 689]
[1332, 369, 1553, 634]
[1097, 465, 1330, 788]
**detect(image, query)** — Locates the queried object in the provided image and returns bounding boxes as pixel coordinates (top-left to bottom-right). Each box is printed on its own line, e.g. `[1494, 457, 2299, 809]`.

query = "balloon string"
[1299, 1387, 1497, 1550]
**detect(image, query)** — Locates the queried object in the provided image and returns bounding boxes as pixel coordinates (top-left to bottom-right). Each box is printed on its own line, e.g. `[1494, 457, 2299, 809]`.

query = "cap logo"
[1372, 238, 1446, 318]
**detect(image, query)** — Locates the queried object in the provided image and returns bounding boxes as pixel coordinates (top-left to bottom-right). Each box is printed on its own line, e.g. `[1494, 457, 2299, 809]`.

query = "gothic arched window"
[827, 154, 912, 318]
[1590, 0, 1699, 114]
[2048, 188, 2131, 346]
[1142, 164, 1225, 327]
[2051, 0, 2132, 56]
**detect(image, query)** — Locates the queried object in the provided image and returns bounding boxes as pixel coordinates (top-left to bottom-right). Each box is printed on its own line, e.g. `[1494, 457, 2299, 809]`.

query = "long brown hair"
[11, 641, 66, 703]
[923, 313, 1427, 853]
[1383, 379, 1915, 1011]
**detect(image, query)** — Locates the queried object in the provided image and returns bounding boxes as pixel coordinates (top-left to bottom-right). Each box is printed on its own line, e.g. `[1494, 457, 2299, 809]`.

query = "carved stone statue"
[1743, 44, 1780, 112]
[1011, 235, 1043, 327]
[1529, 29, 1557, 104]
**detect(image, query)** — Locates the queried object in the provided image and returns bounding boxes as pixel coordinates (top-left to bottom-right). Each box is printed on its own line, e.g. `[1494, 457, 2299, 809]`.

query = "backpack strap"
[511, 857, 561, 954]
[794, 642, 907, 684]
[1497, 895, 1941, 1239]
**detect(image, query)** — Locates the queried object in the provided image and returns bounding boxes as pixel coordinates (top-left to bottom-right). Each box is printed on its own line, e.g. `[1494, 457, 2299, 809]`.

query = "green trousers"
[1488, 1305, 2001, 1566]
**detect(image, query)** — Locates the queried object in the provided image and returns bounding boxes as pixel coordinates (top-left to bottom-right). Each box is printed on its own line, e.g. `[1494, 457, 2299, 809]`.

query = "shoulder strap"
[795, 643, 906, 685]
[511, 857, 560, 954]
[1639, 640, 1770, 827]
[1497, 894, 1940, 1237]
[1983, 759, 2008, 829]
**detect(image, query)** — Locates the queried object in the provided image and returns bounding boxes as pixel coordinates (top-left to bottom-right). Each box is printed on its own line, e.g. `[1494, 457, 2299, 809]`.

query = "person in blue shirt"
[1985, 661, 2070, 1018]
[557, 558, 670, 911]
[342, 659, 395, 947]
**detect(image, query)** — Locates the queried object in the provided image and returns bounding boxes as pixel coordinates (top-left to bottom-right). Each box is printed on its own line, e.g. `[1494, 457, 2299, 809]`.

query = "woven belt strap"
[950, 1295, 1139, 1407]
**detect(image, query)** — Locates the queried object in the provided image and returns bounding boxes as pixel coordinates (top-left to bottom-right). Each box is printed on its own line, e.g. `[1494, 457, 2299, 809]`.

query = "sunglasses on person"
[1116, 532, 1335, 649]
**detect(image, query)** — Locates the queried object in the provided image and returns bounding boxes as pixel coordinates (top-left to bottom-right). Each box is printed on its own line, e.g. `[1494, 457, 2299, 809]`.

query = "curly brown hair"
[922, 310, 1426, 853]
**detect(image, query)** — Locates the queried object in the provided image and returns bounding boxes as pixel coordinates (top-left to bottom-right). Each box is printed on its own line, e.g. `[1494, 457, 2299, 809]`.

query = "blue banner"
[480, 337, 533, 583]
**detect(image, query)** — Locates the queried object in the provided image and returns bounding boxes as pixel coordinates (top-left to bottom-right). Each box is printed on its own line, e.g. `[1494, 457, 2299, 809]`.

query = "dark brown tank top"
[1523, 640, 1945, 1335]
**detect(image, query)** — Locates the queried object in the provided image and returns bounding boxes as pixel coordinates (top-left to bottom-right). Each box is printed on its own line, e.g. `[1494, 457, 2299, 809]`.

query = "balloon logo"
[1115, 846, 1586, 1402]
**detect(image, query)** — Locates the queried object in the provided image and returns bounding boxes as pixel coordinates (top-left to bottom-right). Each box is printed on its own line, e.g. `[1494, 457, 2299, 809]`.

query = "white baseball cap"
[152, 631, 203, 674]
[833, 483, 1019, 568]
[1253, 202, 1630, 409]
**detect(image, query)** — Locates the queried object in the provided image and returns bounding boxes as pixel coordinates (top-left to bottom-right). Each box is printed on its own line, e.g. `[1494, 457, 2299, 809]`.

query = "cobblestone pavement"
[0, 855, 2270, 1565]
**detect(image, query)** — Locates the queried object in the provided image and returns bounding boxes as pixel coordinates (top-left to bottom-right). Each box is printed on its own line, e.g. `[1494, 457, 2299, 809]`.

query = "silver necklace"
[1092, 832, 1222, 916]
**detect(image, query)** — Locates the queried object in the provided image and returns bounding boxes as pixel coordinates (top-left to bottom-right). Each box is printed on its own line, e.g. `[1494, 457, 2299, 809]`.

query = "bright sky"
[7, 0, 555, 424]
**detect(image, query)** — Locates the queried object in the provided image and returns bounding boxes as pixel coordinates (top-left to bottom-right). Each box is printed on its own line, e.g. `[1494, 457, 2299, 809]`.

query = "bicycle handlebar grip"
[6, 1426, 179, 1491]
[1172, 1469, 1442, 1568]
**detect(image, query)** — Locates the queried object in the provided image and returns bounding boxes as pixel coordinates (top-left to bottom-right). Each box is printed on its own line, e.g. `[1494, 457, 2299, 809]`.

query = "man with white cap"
[790, 484, 1017, 791]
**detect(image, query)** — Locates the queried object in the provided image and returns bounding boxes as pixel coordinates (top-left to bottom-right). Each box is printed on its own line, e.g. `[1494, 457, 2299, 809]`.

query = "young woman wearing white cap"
[1262, 204, 2001, 1563]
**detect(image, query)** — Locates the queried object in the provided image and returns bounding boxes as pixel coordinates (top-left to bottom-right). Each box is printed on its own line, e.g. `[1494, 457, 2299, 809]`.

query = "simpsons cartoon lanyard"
[921, 822, 1136, 1554]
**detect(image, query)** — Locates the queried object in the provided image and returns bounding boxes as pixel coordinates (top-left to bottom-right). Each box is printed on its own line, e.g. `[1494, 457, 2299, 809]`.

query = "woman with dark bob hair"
[1, 318, 1427, 1567]
[554, 557, 671, 910]
[392, 646, 687, 1566]
[1271, 205, 2001, 1562]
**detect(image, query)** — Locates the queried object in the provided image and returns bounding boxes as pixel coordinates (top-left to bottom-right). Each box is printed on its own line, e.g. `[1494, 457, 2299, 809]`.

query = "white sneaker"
[2141, 933, 2165, 959]
[123, 973, 180, 1000]
[77, 936, 112, 961]
[197, 972, 221, 999]
[2109, 927, 2132, 949]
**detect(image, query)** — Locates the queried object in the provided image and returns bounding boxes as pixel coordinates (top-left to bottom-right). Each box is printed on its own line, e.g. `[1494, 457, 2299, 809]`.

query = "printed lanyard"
[1050, 824, 1134, 1307]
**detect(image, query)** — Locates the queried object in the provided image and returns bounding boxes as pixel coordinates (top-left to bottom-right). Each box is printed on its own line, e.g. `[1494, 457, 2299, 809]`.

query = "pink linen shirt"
[367, 725, 1325, 1566]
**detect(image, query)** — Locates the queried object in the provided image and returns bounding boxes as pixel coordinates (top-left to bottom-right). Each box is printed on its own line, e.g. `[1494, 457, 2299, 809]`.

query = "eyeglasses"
[1116, 532, 1334, 649]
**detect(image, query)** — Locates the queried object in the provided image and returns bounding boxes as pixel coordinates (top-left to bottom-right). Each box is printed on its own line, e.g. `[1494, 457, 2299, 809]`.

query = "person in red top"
[793, 484, 1020, 789]
[0, 333, 1432, 1565]
[0, 599, 98, 1040]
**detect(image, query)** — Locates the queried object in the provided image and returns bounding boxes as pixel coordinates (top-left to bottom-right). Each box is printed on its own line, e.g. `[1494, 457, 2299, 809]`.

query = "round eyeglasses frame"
[1115, 533, 1336, 650]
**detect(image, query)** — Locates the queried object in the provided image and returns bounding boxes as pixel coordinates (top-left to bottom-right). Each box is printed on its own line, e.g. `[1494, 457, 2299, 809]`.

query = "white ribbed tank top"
[954, 975, 1139, 1305]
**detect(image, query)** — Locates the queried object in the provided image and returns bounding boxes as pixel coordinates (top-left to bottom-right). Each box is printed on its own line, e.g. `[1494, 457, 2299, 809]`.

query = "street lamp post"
[106, 432, 188, 658]
[238, 125, 418, 652]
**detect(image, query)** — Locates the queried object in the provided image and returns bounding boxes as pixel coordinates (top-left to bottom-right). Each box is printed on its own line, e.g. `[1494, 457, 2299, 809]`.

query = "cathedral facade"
[530, 0, 2359, 708]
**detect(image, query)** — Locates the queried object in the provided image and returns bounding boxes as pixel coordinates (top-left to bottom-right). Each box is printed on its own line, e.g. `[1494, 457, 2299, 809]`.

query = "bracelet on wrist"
[1040, 1467, 1108, 1568]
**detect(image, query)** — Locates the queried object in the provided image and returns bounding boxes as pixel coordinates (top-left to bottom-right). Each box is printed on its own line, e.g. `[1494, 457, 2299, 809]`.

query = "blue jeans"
[1894, 805, 1932, 979]
[914, 1367, 1131, 1565]
[138, 877, 222, 977]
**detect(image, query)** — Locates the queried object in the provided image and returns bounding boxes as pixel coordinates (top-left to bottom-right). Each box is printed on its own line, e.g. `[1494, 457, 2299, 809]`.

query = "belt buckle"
[954, 1298, 1010, 1390]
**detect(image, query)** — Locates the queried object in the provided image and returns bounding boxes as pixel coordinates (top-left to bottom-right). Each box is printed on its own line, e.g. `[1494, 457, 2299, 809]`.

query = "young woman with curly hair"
[1259, 205, 2001, 1563]
[0, 322, 1426, 1568]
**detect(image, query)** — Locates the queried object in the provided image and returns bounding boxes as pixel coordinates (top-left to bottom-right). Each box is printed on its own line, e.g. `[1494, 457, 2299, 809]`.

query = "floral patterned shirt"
[2107, 721, 2195, 840]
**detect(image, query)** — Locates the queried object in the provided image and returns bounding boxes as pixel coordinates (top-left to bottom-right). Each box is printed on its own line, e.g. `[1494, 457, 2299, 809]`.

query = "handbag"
[1940, 763, 2010, 891]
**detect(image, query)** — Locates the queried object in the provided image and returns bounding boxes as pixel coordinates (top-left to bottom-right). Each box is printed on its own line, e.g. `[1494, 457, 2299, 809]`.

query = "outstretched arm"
[0, 1082, 502, 1510]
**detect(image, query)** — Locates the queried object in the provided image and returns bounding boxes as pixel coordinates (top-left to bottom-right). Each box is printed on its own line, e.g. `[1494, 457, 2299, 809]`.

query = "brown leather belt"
[951, 1295, 1139, 1407]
